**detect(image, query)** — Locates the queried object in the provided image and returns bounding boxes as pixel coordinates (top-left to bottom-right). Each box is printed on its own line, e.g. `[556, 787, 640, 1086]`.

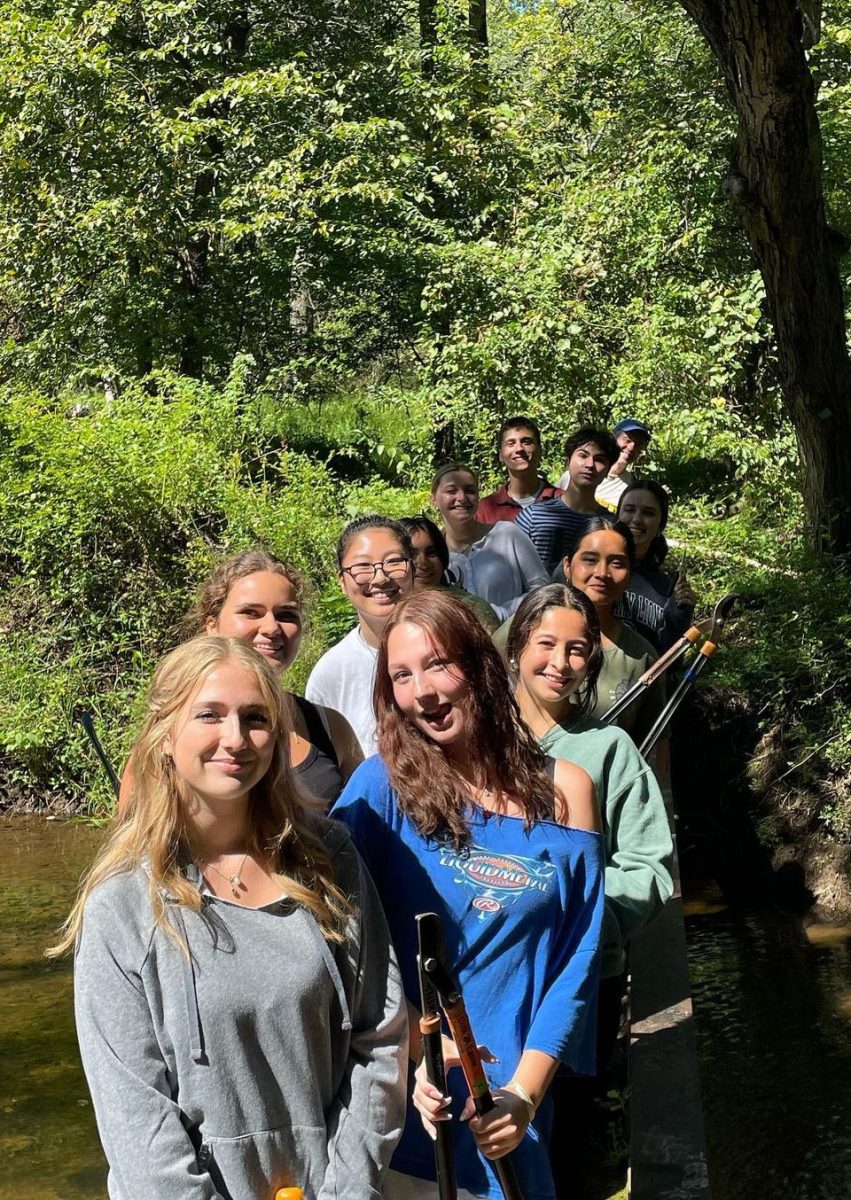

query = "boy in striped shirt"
[516, 426, 618, 573]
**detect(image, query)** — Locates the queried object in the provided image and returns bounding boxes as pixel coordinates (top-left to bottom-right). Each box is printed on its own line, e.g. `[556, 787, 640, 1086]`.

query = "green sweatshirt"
[590, 622, 666, 748]
[539, 717, 674, 978]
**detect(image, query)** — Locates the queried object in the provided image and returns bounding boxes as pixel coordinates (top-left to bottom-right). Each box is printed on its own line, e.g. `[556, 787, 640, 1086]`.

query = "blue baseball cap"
[613, 418, 651, 440]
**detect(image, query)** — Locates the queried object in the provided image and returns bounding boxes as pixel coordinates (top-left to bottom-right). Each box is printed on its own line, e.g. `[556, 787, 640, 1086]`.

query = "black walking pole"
[76, 709, 121, 798]
[417, 912, 525, 1200]
[638, 593, 738, 758]
[416, 915, 458, 1200]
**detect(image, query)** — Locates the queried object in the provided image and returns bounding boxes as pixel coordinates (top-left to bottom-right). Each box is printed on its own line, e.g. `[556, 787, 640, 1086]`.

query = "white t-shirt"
[555, 469, 634, 513]
[447, 521, 548, 622]
[305, 627, 379, 756]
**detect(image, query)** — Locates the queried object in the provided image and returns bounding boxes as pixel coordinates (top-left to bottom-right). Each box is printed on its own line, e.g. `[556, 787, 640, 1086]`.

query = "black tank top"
[544, 755, 557, 818]
[292, 695, 345, 809]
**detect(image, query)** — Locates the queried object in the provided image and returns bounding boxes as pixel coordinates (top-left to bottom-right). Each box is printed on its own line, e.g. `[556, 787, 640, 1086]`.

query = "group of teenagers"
[60, 415, 697, 1200]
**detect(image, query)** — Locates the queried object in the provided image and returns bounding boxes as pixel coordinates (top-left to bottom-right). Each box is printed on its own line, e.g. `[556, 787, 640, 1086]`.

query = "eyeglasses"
[340, 556, 411, 586]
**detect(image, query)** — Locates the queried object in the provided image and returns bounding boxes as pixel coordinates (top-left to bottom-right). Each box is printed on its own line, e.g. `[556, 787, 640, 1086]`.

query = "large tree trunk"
[419, 0, 436, 79]
[468, 0, 488, 108]
[680, 0, 851, 554]
[469, 0, 488, 52]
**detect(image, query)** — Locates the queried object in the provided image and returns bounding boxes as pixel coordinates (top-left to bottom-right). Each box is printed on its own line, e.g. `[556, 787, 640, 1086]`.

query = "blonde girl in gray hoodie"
[51, 635, 407, 1200]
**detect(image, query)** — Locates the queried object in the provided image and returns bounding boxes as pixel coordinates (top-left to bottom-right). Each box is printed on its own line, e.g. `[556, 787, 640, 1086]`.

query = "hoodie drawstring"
[173, 907, 206, 1063]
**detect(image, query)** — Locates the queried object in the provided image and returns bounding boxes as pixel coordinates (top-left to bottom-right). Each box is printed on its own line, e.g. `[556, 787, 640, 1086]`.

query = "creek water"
[684, 889, 851, 1199]
[1, 816, 106, 1200]
[2, 815, 851, 1200]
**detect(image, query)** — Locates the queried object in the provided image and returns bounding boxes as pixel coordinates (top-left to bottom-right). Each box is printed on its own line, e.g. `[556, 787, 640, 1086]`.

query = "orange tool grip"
[442, 998, 490, 1102]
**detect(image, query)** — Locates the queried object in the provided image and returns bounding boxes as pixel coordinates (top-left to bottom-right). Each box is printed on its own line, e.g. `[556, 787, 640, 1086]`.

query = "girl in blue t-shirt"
[333, 589, 605, 1200]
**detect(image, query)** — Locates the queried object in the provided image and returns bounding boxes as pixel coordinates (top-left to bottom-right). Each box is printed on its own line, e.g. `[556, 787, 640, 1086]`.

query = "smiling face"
[168, 661, 276, 809]
[617, 489, 662, 557]
[616, 429, 649, 465]
[516, 607, 591, 711]
[410, 529, 446, 588]
[499, 425, 542, 476]
[206, 571, 302, 673]
[387, 621, 470, 753]
[339, 528, 413, 628]
[567, 529, 631, 610]
[430, 470, 479, 528]
[567, 441, 612, 490]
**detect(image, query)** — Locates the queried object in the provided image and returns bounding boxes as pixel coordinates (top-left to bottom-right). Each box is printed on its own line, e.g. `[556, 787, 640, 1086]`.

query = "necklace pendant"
[229, 875, 241, 896]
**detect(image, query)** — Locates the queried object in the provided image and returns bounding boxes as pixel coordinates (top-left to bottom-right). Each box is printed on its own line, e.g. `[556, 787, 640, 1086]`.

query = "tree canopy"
[2, 2, 849, 523]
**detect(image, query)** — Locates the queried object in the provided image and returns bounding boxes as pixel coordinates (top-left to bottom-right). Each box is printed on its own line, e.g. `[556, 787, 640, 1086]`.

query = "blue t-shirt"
[332, 755, 604, 1200]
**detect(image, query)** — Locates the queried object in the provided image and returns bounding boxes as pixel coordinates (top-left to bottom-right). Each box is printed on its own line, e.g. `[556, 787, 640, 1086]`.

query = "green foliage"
[673, 509, 851, 849]
[0, 377, 423, 810]
[0, 0, 849, 860]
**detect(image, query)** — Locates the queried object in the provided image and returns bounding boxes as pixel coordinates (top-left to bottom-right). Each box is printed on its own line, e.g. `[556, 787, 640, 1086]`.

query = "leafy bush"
[667, 507, 851, 855]
[0, 376, 422, 812]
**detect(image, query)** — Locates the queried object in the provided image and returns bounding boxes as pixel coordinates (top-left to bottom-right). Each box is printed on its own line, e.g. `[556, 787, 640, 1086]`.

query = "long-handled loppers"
[416, 915, 458, 1200]
[76, 709, 121, 797]
[600, 616, 712, 727]
[637, 593, 738, 758]
[416, 912, 525, 1200]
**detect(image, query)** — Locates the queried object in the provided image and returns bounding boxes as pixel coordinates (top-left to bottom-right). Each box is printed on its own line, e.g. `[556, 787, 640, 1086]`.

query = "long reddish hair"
[375, 591, 554, 846]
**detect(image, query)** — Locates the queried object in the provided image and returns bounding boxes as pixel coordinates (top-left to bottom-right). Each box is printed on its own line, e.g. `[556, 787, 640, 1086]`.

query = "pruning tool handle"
[77, 709, 121, 797]
[638, 641, 718, 757]
[682, 640, 717, 682]
[440, 996, 494, 1115]
[601, 620, 706, 726]
[418, 1010, 457, 1200]
[416, 913, 526, 1200]
[417, 917, 458, 1200]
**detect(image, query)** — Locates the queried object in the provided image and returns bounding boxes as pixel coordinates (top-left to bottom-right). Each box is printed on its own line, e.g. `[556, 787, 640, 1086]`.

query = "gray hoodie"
[74, 820, 407, 1200]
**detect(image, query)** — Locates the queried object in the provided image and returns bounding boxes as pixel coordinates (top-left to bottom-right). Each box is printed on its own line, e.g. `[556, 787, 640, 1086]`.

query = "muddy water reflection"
[686, 906, 851, 1199]
[1, 816, 106, 1200]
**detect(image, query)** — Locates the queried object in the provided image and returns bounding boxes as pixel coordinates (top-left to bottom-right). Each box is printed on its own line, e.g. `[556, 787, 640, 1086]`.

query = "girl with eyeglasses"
[306, 515, 414, 756]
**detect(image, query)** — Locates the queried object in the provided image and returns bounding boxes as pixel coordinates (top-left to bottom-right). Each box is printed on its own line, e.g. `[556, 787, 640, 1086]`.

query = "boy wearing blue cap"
[557, 417, 651, 512]
[596, 418, 652, 511]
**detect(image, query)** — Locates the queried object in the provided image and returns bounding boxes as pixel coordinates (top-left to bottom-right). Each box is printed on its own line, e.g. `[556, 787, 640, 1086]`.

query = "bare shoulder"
[322, 703, 356, 743]
[553, 758, 601, 833]
[320, 704, 364, 778]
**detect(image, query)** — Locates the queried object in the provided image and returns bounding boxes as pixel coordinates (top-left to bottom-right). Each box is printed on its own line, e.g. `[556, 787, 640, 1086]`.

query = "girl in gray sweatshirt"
[57, 635, 407, 1200]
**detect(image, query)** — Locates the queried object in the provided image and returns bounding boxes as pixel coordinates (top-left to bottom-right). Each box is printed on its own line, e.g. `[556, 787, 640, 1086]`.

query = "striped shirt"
[515, 499, 605, 573]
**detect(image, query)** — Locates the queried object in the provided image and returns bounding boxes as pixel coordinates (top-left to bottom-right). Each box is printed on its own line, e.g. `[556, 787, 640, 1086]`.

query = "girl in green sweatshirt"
[506, 582, 674, 1192]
